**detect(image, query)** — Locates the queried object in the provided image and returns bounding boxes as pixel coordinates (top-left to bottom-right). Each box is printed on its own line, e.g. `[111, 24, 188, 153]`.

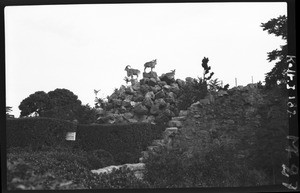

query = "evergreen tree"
[261, 15, 287, 87]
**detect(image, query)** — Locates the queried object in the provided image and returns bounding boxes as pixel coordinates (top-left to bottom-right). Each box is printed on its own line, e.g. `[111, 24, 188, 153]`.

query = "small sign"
[66, 132, 76, 141]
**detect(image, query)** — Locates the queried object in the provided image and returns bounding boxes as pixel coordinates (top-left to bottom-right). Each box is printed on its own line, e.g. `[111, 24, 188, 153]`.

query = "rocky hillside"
[140, 84, 289, 184]
[94, 70, 189, 124]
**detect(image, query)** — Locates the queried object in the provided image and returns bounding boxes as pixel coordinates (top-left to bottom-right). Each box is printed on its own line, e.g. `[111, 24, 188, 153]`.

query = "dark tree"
[261, 15, 287, 87]
[43, 88, 82, 121]
[19, 91, 50, 117]
[18, 88, 97, 123]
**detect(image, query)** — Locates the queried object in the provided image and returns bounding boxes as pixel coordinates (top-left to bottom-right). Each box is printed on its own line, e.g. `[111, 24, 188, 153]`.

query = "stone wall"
[139, 84, 289, 167]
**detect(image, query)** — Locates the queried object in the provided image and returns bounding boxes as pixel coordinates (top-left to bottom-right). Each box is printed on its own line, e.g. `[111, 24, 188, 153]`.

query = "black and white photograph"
[2, 0, 298, 191]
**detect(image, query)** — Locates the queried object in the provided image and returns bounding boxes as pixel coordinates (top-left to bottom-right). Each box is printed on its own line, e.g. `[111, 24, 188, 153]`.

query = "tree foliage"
[18, 88, 97, 123]
[18, 91, 50, 117]
[261, 15, 288, 87]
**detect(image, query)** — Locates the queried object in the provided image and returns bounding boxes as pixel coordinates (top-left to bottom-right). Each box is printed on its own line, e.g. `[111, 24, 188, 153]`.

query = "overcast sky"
[5, 2, 287, 117]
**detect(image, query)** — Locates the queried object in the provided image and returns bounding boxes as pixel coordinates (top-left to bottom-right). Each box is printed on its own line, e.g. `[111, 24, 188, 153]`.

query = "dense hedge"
[6, 117, 76, 150]
[7, 118, 166, 164]
[75, 122, 166, 164]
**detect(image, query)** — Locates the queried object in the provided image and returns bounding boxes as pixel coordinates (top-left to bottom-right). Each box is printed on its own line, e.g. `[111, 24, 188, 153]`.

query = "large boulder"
[133, 103, 149, 115]
[123, 112, 134, 120]
[150, 104, 161, 115]
[170, 83, 180, 95]
[114, 114, 124, 123]
[176, 79, 185, 88]
[122, 99, 131, 107]
[125, 95, 133, 101]
[133, 93, 144, 102]
[143, 71, 158, 80]
[148, 78, 157, 86]
[143, 97, 154, 108]
[140, 78, 149, 85]
[139, 84, 151, 94]
[142, 115, 156, 123]
[125, 86, 135, 95]
[119, 106, 127, 114]
[154, 98, 167, 109]
[163, 85, 171, 91]
[165, 92, 176, 104]
[145, 91, 155, 100]
[151, 85, 162, 93]
[160, 74, 175, 85]
[157, 81, 167, 87]
[155, 90, 166, 99]
[132, 82, 141, 91]
[164, 108, 175, 117]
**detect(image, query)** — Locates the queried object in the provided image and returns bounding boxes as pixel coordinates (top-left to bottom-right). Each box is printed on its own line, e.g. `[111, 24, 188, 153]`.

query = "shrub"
[95, 167, 151, 189]
[7, 147, 150, 190]
[6, 117, 76, 149]
[177, 78, 208, 110]
[75, 122, 165, 164]
[7, 149, 87, 190]
[143, 146, 189, 188]
[143, 143, 270, 188]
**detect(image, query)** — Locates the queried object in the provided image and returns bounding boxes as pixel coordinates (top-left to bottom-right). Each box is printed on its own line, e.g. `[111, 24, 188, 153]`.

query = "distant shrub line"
[6, 117, 166, 164]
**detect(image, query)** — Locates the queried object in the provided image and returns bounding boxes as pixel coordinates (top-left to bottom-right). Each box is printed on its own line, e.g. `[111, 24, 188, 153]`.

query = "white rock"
[91, 163, 145, 175]
[124, 163, 145, 171]
[91, 165, 122, 175]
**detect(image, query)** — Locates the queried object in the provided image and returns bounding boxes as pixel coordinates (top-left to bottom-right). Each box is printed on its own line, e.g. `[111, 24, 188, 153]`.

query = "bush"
[7, 147, 151, 190]
[75, 122, 165, 164]
[6, 147, 119, 190]
[143, 146, 189, 188]
[6, 117, 76, 149]
[143, 143, 270, 188]
[95, 167, 150, 189]
[177, 78, 208, 110]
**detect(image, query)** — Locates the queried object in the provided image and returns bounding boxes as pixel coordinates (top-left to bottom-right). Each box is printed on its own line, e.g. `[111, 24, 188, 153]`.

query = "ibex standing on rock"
[125, 65, 140, 79]
[144, 59, 157, 72]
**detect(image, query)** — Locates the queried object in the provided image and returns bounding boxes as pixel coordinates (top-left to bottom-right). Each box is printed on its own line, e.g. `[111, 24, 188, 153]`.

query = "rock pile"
[95, 70, 186, 124]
